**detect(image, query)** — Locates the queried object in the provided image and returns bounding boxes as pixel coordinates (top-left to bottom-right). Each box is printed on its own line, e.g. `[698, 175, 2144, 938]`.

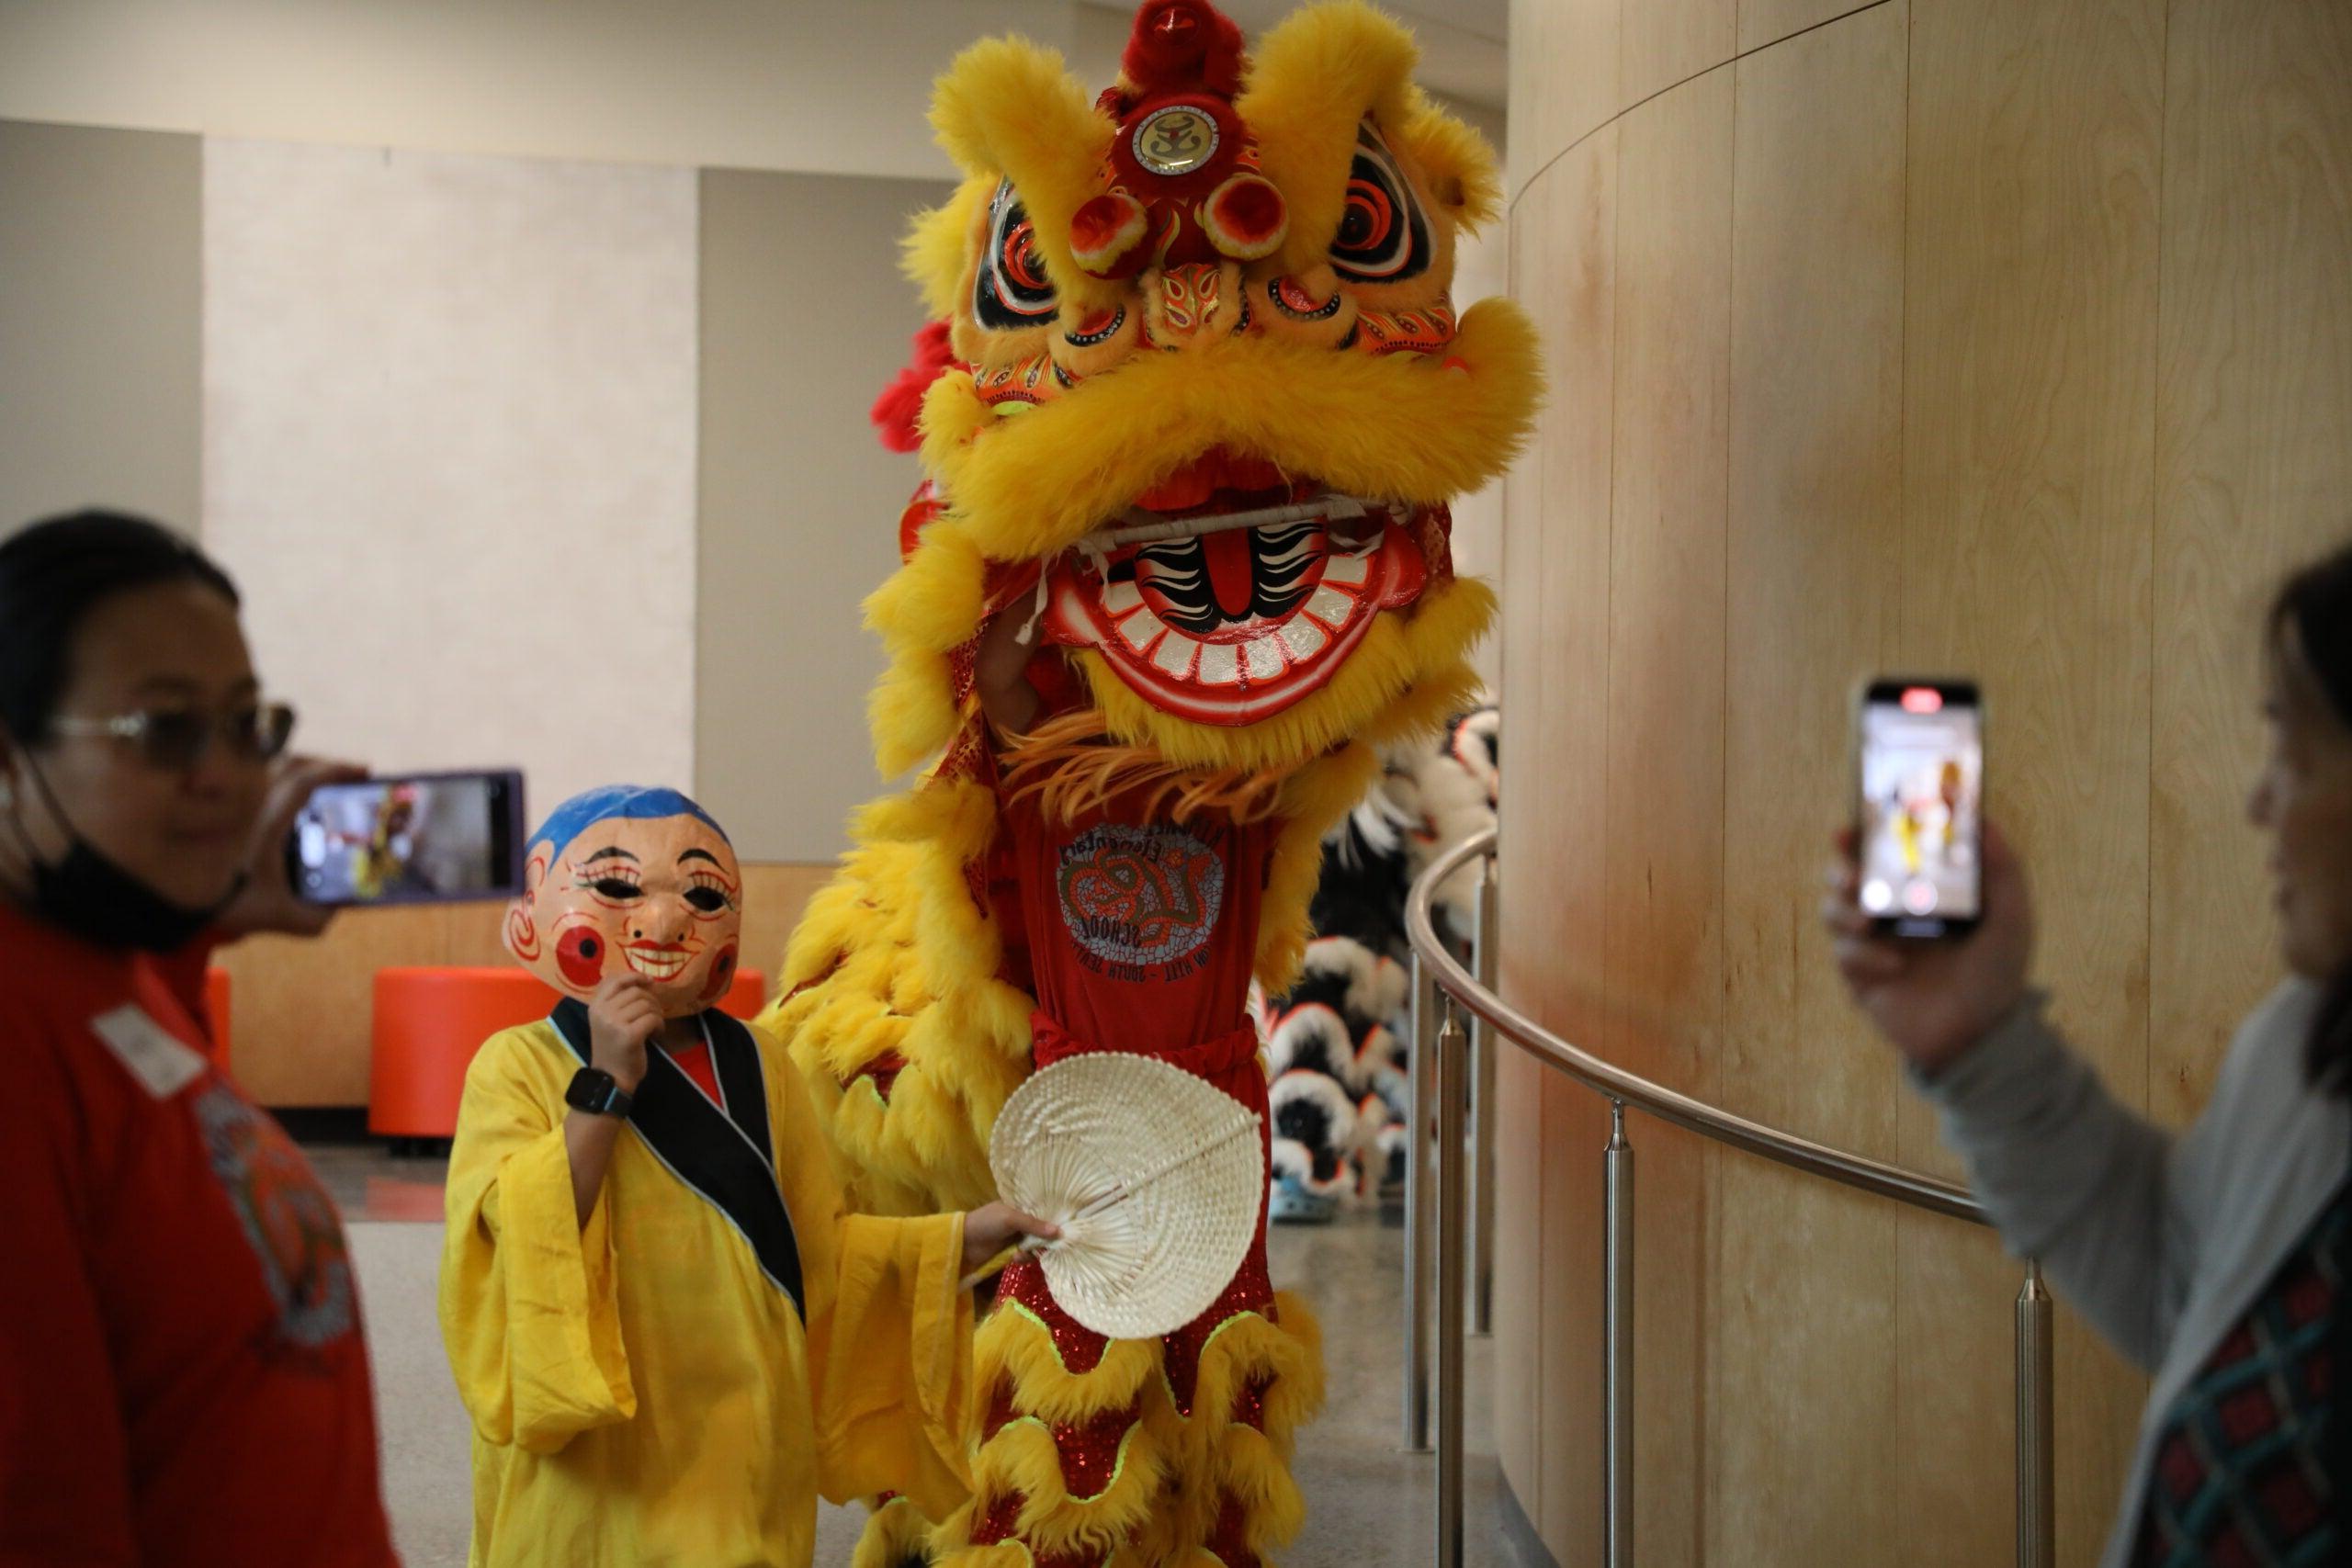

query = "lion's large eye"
[974, 180, 1059, 330]
[1329, 124, 1430, 285]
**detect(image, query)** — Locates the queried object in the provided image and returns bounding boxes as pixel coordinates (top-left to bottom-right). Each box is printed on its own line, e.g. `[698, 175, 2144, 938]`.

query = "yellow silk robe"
[438, 1016, 973, 1567]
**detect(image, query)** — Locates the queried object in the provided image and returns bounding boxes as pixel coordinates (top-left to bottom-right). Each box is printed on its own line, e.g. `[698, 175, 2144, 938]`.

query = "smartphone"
[1854, 680, 1983, 939]
[287, 770, 526, 907]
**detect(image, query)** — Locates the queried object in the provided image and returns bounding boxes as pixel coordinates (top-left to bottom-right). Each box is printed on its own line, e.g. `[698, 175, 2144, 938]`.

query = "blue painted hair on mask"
[526, 784, 730, 862]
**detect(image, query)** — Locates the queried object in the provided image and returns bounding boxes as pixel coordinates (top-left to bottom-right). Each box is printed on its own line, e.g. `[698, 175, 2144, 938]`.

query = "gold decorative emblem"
[1133, 105, 1218, 176]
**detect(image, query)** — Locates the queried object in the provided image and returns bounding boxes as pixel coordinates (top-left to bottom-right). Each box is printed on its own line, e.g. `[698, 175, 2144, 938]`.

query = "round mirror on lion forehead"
[502, 784, 743, 1019]
[1133, 104, 1220, 175]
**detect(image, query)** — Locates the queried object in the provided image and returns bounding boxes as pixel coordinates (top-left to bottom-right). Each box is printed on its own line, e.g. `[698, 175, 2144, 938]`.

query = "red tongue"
[1134, 448, 1290, 512]
[1202, 528, 1256, 619]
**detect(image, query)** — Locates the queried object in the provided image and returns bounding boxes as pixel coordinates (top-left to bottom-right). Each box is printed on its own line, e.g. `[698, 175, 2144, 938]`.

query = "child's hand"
[962, 1202, 1058, 1275]
[586, 973, 661, 1094]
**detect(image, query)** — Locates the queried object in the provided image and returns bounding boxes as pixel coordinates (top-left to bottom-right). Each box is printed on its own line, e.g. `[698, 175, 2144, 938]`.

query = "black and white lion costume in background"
[1261, 705, 1498, 1222]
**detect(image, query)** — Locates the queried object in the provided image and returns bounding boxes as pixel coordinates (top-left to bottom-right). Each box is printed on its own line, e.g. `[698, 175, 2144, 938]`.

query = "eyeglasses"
[49, 702, 298, 772]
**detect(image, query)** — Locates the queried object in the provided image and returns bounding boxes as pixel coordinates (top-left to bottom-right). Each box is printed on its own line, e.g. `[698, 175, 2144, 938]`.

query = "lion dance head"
[874, 0, 1539, 780]
[771, 0, 1539, 1218]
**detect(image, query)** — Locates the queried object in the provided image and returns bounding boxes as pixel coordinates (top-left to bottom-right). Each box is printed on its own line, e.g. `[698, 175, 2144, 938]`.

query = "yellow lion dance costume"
[760, 4, 1539, 1562]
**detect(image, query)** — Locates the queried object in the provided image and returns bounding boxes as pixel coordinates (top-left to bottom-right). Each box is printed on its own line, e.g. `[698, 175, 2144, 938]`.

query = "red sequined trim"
[1228, 1372, 1272, 1431]
[999, 1257, 1111, 1375]
[1204, 1494, 1263, 1568]
[1161, 1244, 1276, 1417]
[984, 1374, 1142, 1500]
[969, 1486, 1126, 1564]
[971, 1488, 1026, 1544]
[948, 637, 979, 707]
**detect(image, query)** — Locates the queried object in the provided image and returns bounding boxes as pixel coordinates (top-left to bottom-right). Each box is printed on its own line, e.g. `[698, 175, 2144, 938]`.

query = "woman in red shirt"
[0, 510, 399, 1566]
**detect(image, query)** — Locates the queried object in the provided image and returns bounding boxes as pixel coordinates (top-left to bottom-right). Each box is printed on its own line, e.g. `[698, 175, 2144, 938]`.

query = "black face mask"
[6, 757, 242, 953]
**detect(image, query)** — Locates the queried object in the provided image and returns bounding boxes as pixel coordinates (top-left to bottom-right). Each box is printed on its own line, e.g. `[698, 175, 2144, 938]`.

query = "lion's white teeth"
[1306, 586, 1355, 628]
[1152, 630, 1199, 677]
[1117, 605, 1167, 654]
[1277, 618, 1329, 661]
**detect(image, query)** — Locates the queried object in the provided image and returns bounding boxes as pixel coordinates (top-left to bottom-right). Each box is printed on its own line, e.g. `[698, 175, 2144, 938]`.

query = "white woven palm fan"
[984, 1052, 1264, 1339]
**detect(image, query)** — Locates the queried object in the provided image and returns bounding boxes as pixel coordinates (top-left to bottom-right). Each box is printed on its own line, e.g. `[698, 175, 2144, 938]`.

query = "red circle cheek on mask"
[699, 943, 739, 1005]
[557, 928, 606, 989]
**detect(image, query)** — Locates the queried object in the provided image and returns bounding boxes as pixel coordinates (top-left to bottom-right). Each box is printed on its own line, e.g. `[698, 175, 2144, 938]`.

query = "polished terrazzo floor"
[317, 1145, 1515, 1567]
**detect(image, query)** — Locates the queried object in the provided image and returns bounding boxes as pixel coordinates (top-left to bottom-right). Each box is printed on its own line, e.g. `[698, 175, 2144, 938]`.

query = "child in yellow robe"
[437, 785, 1045, 1567]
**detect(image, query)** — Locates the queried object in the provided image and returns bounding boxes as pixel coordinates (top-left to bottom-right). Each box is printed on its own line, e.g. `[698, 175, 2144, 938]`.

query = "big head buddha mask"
[503, 784, 743, 1018]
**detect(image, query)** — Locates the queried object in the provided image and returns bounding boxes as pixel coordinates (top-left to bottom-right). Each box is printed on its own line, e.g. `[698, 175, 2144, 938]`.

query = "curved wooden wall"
[1493, 1, 2352, 1562]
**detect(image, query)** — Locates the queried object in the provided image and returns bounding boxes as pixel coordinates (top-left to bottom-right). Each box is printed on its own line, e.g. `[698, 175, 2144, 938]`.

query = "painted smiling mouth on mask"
[1040, 447, 1431, 728]
[623, 942, 695, 982]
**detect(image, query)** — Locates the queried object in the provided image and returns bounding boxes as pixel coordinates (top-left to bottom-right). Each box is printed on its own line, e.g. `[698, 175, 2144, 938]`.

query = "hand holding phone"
[215, 756, 369, 939]
[1854, 680, 1983, 939]
[286, 770, 525, 907]
[1825, 818, 2036, 1075]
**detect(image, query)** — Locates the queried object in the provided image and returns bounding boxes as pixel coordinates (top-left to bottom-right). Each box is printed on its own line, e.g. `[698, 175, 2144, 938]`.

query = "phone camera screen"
[293, 778, 502, 903]
[1859, 686, 1982, 927]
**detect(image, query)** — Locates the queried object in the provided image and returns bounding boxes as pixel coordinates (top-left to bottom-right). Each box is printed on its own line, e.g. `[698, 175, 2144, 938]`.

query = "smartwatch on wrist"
[565, 1066, 634, 1120]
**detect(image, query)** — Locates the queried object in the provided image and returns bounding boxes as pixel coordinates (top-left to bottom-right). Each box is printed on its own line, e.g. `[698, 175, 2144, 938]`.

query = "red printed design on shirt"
[192, 1083, 356, 1352]
[1055, 821, 1226, 981]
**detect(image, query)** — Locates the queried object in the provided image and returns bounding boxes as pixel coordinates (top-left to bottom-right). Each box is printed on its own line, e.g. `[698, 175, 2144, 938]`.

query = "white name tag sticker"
[89, 1003, 209, 1100]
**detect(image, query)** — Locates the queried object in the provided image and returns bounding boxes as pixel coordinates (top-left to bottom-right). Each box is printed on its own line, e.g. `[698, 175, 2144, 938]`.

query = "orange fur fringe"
[999, 705, 1299, 827]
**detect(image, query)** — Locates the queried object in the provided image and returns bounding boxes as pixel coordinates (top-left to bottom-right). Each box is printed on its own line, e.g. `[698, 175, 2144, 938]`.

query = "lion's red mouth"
[1041, 449, 1429, 726]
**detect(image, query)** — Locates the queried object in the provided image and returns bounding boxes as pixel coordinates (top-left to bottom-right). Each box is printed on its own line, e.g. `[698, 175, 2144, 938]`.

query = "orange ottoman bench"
[368, 965, 769, 1152]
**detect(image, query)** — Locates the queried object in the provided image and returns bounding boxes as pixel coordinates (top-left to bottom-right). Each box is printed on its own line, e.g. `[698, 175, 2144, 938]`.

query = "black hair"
[2271, 539, 2352, 1093]
[0, 510, 242, 747]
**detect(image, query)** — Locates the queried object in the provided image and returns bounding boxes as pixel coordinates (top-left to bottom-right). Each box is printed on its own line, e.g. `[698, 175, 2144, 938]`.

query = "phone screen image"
[1857, 682, 1982, 936]
[290, 773, 522, 906]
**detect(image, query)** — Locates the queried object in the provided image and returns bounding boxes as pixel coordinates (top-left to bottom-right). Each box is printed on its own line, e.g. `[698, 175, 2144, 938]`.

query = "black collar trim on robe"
[548, 998, 806, 1318]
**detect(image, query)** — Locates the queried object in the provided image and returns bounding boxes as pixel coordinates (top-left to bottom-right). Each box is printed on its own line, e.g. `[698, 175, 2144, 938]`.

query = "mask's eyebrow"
[678, 848, 726, 867]
[580, 847, 639, 864]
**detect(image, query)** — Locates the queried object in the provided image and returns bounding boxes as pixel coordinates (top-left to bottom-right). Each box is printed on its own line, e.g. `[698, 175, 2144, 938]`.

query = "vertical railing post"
[1435, 1002, 1469, 1568]
[1470, 861, 1500, 1337]
[1604, 1100, 1634, 1568]
[2016, 1260, 2054, 1568]
[1402, 951, 1437, 1451]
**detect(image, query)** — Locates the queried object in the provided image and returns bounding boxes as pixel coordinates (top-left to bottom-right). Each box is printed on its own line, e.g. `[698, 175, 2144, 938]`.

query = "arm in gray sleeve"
[1917, 995, 2193, 1371]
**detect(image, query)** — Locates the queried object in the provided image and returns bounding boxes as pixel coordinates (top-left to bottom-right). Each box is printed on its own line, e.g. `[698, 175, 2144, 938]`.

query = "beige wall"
[1498, 0, 2352, 1563]
[201, 139, 703, 814]
[0, 120, 199, 533]
[696, 167, 956, 862]
[0, 0, 1102, 182]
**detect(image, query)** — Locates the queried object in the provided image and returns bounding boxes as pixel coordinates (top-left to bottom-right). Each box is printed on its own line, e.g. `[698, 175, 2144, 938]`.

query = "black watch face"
[570, 1068, 616, 1111]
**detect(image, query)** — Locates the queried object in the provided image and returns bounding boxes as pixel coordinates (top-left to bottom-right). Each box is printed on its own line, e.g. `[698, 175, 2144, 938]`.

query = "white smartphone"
[1854, 680, 1983, 940]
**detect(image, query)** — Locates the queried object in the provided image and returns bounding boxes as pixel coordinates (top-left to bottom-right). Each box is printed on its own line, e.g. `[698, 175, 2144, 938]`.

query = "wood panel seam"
[2143, 0, 2174, 1122]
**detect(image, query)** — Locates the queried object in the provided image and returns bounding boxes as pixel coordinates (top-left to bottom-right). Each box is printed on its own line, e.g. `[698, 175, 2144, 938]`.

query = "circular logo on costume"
[1133, 106, 1219, 176]
[195, 1083, 356, 1350]
[1057, 822, 1226, 968]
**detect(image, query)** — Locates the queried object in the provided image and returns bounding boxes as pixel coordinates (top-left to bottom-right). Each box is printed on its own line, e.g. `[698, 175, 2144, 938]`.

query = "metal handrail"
[1406, 829, 1987, 1226]
[1401, 827, 2053, 1568]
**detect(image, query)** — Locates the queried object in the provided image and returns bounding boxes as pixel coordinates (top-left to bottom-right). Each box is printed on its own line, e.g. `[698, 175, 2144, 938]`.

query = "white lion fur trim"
[1301, 935, 1408, 1027]
[1265, 1001, 1363, 1092]
[1270, 1066, 1366, 1151]
[1408, 708, 1500, 922]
